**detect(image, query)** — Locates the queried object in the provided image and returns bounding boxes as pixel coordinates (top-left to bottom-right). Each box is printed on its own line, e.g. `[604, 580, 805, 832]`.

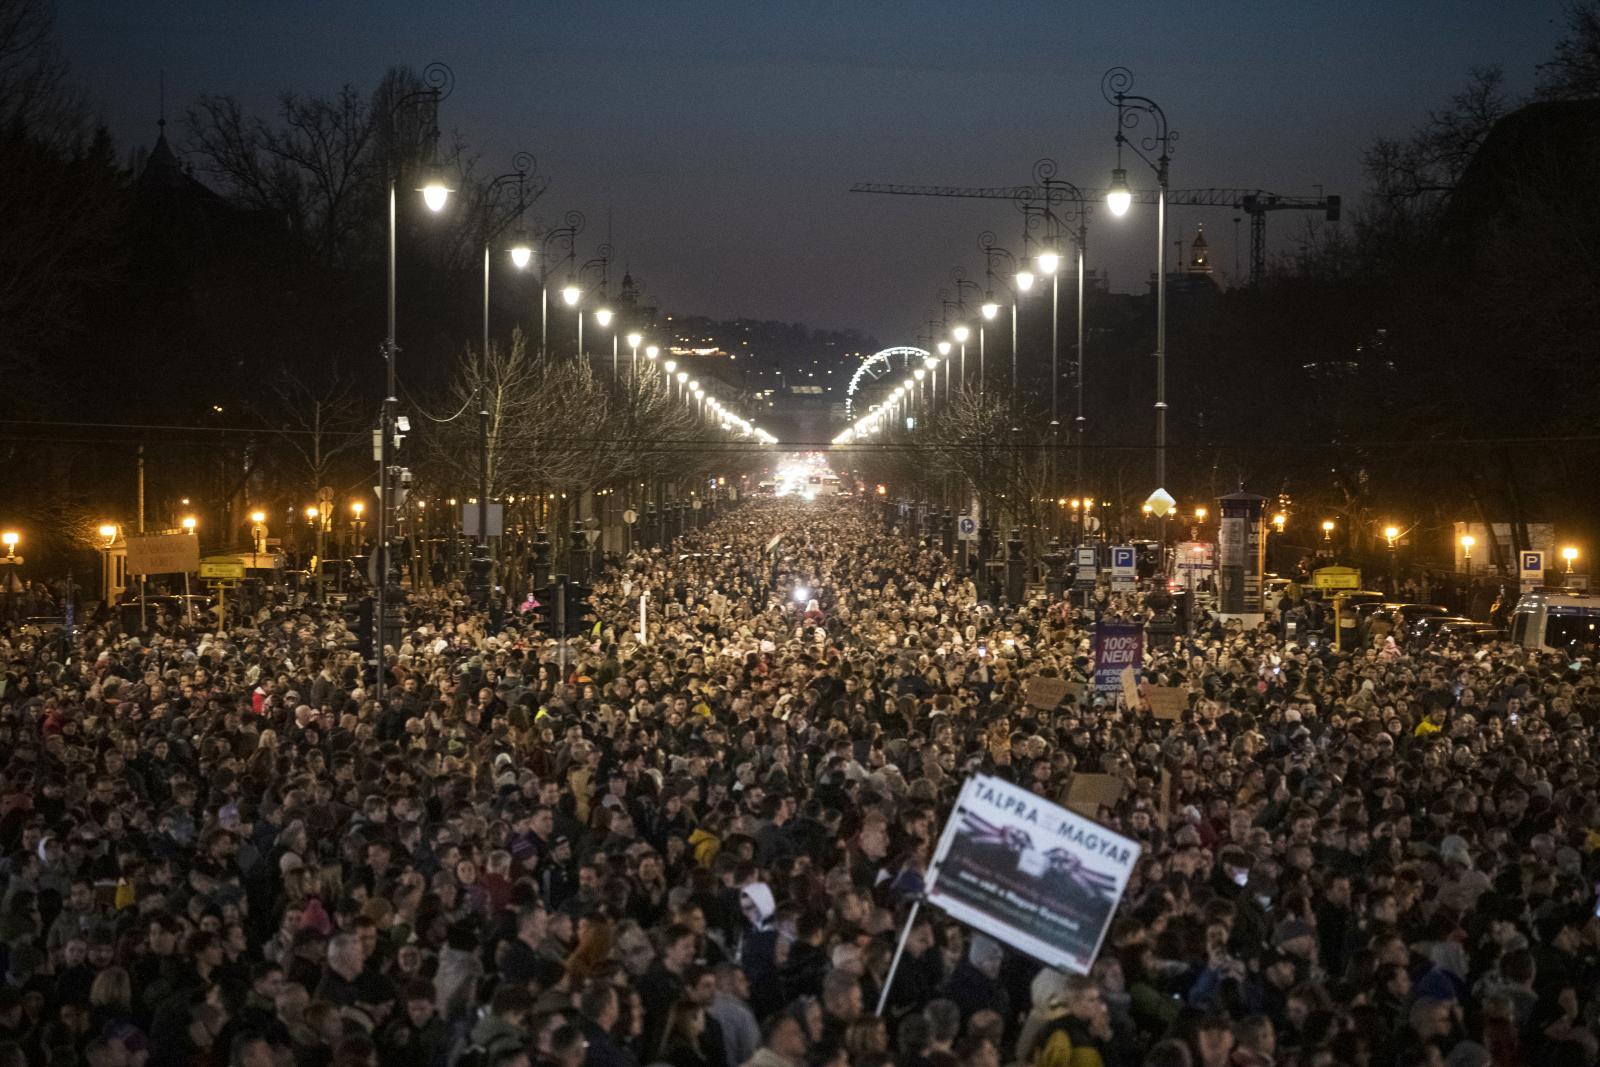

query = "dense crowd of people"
[0, 494, 1596, 1067]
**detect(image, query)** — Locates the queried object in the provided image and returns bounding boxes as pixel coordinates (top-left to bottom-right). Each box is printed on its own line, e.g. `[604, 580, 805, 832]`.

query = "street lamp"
[478, 153, 538, 549]
[594, 307, 617, 377]
[1461, 534, 1476, 577]
[378, 60, 455, 701]
[1384, 525, 1401, 593]
[1103, 66, 1175, 489]
[1273, 513, 1287, 534]
[1195, 506, 1207, 522]
[951, 324, 970, 389]
[181, 516, 197, 532]
[1106, 168, 1132, 217]
[627, 331, 642, 375]
[0, 532, 18, 622]
[561, 285, 581, 306]
[1563, 546, 1579, 573]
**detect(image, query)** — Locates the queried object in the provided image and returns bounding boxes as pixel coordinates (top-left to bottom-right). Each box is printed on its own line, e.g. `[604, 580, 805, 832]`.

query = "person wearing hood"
[464, 985, 534, 1065]
[736, 882, 781, 1021]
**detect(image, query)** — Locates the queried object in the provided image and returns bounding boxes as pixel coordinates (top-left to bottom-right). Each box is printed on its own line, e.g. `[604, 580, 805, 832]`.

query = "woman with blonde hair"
[88, 966, 133, 1032]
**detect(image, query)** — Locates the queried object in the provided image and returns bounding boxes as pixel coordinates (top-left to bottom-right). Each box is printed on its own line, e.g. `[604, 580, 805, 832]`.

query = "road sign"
[1520, 550, 1545, 590]
[198, 559, 245, 580]
[957, 515, 977, 542]
[1111, 545, 1136, 589]
[622, 508, 638, 526]
[461, 502, 504, 538]
[1074, 547, 1097, 589]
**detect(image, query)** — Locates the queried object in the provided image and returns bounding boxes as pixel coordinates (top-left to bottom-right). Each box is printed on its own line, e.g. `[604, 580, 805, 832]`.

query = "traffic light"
[562, 582, 597, 637]
[356, 596, 375, 658]
[529, 578, 599, 638]
[531, 584, 557, 637]
[466, 548, 494, 604]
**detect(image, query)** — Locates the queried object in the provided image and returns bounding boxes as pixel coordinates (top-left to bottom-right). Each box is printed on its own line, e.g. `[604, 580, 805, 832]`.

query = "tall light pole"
[574, 245, 613, 360]
[595, 307, 616, 377]
[378, 61, 454, 700]
[627, 331, 642, 376]
[1031, 160, 1091, 496]
[979, 301, 997, 395]
[479, 152, 537, 549]
[951, 324, 970, 389]
[1103, 66, 1175, 492]
[538, 211, 585, 358]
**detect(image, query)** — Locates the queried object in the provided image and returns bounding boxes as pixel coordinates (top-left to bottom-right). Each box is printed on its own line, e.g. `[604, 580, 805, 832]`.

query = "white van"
[1510, 591, 1600, 651]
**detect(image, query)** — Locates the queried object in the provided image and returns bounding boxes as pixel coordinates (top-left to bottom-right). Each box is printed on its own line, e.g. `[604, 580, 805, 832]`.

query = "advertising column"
[1216, 492, 1266, 615]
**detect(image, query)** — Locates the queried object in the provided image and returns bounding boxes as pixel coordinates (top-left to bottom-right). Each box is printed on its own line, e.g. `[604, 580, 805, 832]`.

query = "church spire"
[1187, 223, 1212, 275]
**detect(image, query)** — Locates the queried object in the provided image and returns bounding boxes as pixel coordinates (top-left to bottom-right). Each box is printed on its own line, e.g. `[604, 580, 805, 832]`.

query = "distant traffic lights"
[530, 576, 600, 638]
[466, 548, 495, 604]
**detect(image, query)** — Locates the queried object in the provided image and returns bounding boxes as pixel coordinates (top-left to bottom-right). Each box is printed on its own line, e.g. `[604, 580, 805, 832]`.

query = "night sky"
[59, 1, 1568, 345]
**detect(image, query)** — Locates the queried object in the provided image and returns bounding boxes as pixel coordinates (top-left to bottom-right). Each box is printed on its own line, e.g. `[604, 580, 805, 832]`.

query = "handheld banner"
[1094, 623, 1144, 692]
[924, 773, 1141, 975]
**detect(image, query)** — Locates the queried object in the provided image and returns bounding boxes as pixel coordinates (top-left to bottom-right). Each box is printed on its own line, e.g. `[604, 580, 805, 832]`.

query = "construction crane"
[850, 182, 1340, 287]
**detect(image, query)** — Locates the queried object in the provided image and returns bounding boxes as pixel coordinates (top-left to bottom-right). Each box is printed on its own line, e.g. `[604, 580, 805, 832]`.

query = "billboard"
[925, 774, 1141, 975]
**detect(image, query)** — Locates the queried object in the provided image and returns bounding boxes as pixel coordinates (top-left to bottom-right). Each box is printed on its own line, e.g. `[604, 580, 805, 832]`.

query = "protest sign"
[1064, 773, 1125, 817]
[1025, 676, 1072, 711]
[1120, 667, 1139, 709]
[925, 773, 1141, 975]
[1146, 686, 1190, 720]
[125, 533, 199, 576]
[1094, 624, 1144, 692]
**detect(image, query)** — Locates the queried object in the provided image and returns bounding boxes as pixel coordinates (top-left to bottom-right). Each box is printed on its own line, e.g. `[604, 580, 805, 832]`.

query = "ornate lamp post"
[1102, 66, 1176, 491]
[377, 61, 454, 699]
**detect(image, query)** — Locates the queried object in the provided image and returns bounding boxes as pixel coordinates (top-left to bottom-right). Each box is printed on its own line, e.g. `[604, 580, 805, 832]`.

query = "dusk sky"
[59, 1, 1569, 344]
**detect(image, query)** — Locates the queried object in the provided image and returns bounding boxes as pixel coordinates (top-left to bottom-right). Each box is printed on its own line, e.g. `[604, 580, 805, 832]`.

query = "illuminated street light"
[646, 345, 660, 360]
[1563, 546, 1579, 572]
[1037, 251, 1061, 274]
[936, 341, 951, 356]
[981, 302, 999, 320]
[1015, 270, 1035, 292]
[508, 238, 532, 269]
[1272, 512, 1287, 532]
[1321, 519, 1334, 540]
[98, 523, 118, 541]
[1384, 525, 1400, 547]
[181, 516, 197, 532]
[594, 307, 613, 328]
[951, 325, 970, 343]
[1194, 506, 1207, 522]
[417, 166, 454, 213]
[561, 285, 581, 307]
[1106, 167, 1132, 217]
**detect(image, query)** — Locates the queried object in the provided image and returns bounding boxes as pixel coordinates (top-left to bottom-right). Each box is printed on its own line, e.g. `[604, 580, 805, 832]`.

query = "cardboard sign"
[1064, 773, 1126, 817]
[1025, 676, 1072, 711]
[125, 533, 200, 576]
[1120, 667, 1140, 709]
[1146, 686, 1190, 720]
[926, 774, 1141, 976]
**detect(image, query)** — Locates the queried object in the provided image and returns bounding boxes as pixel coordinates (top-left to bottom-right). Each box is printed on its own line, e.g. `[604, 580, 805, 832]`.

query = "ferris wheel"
[844, 347, 929, 418]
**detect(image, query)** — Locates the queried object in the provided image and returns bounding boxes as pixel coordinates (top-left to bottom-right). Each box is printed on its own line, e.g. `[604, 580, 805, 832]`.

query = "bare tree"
[1537, 2, 1600, 101]
[256, 370, 368, 498]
